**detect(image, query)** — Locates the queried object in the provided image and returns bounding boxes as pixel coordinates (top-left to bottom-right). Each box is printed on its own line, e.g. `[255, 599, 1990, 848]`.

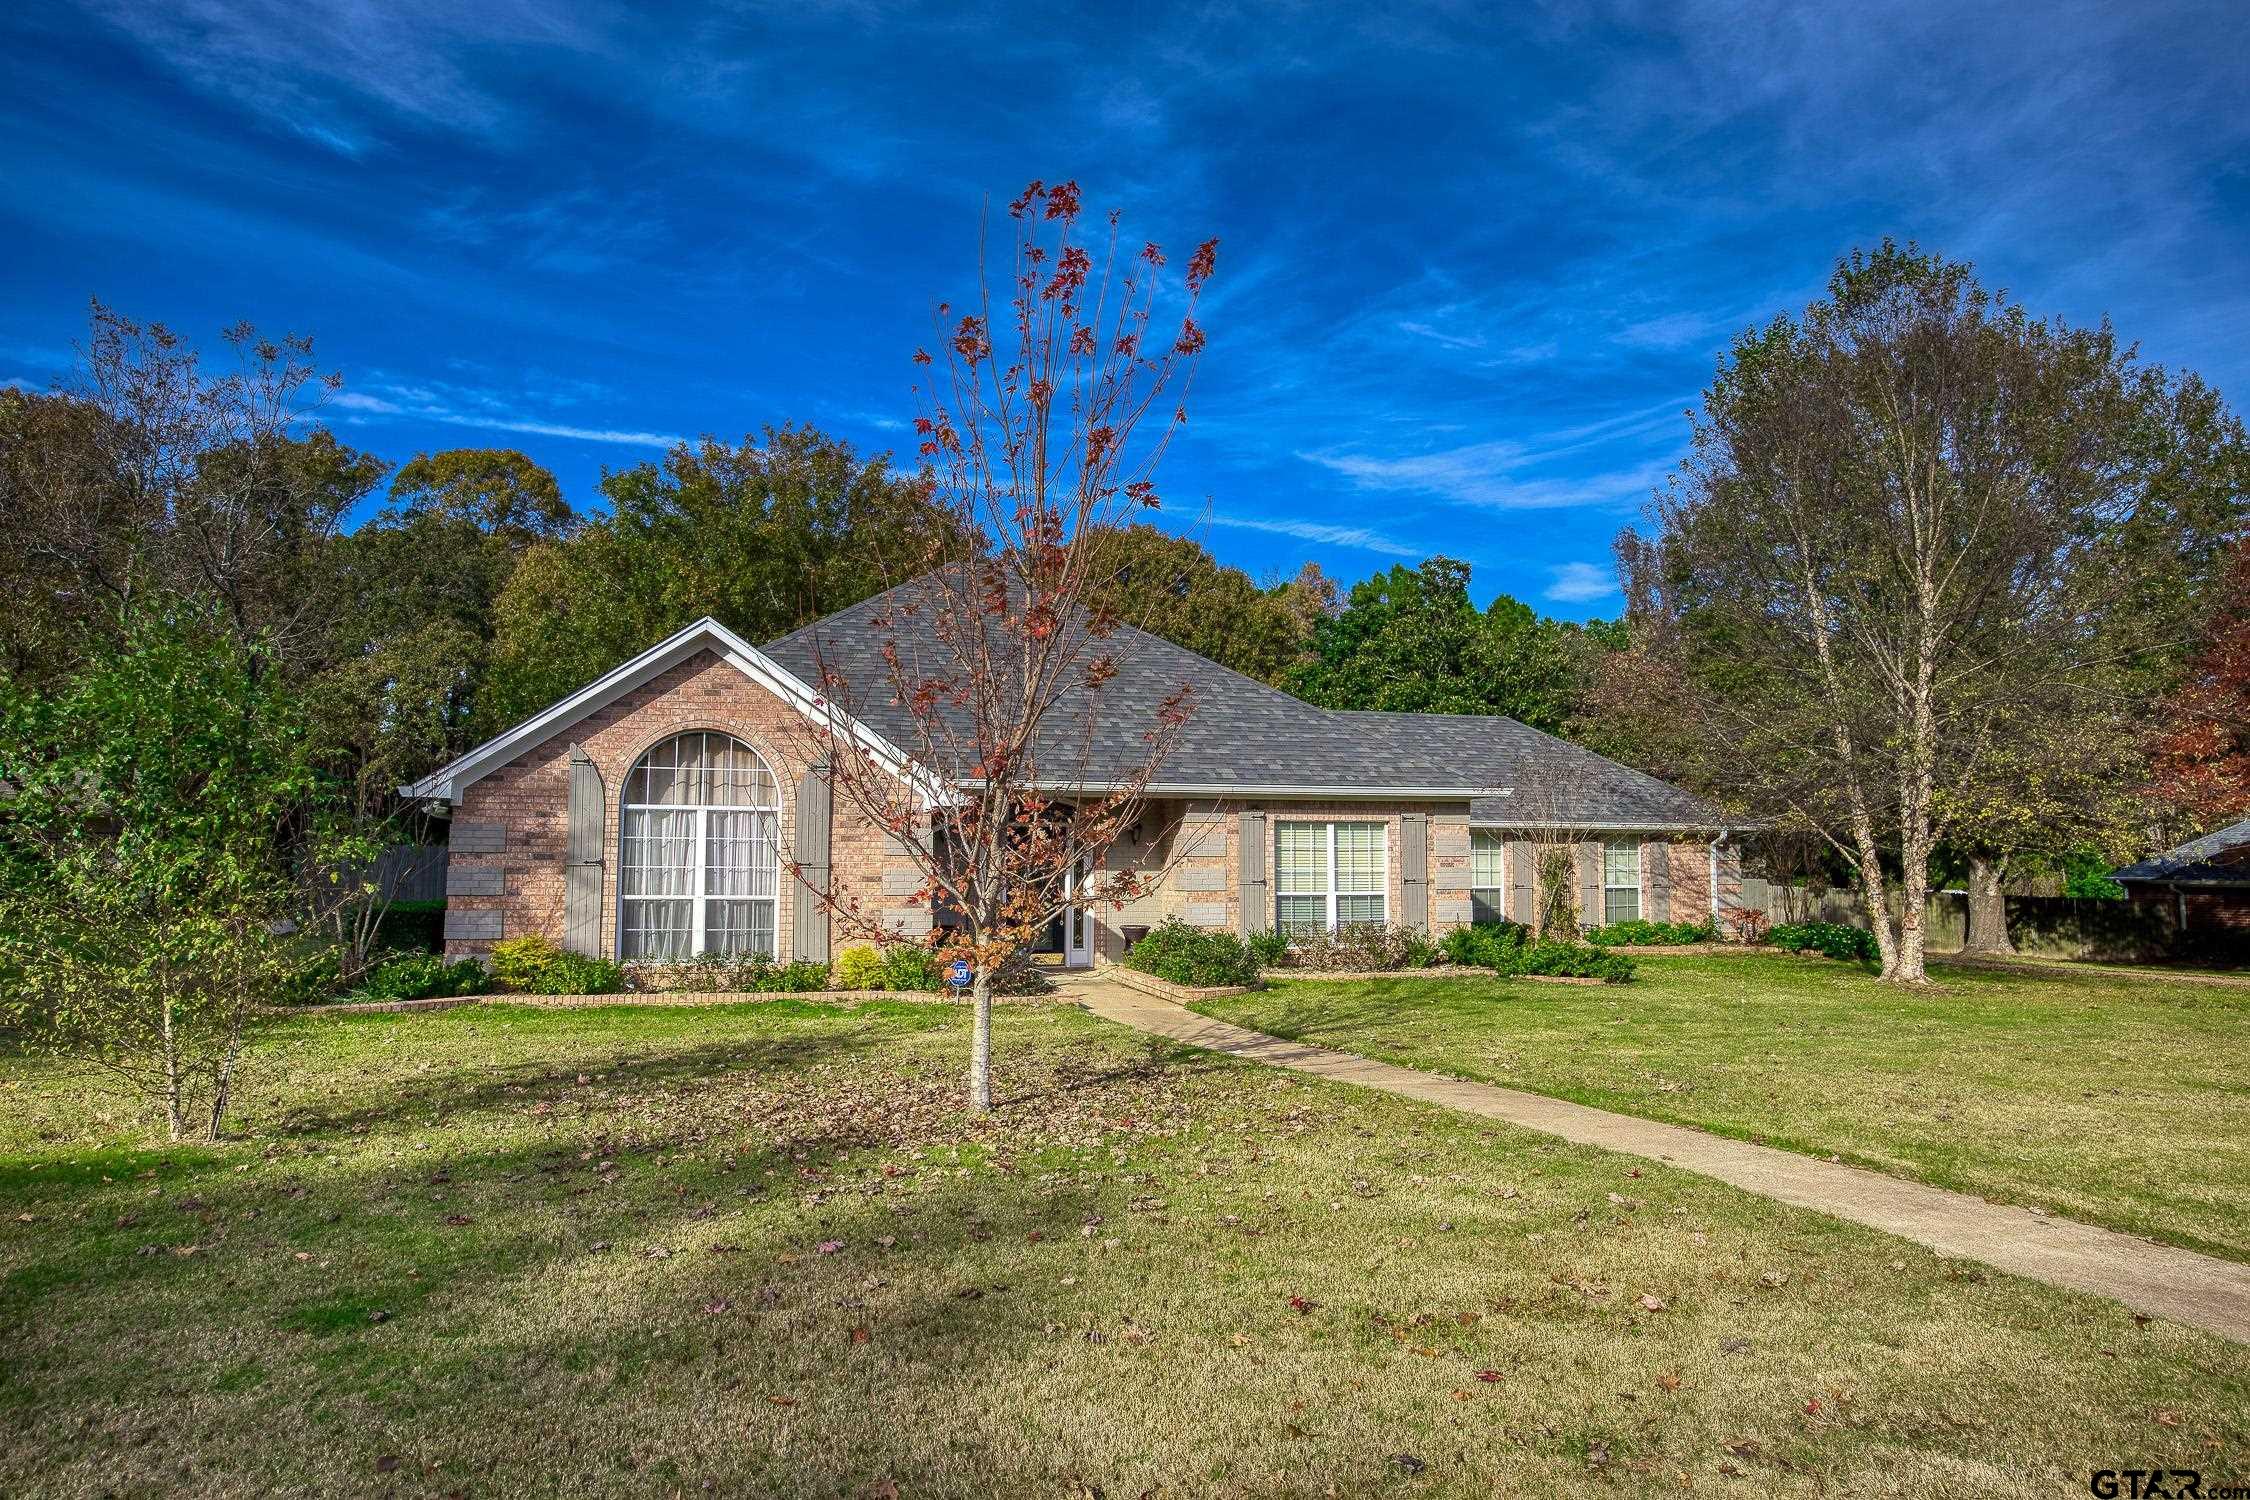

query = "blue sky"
[4, 1, 2246, 619]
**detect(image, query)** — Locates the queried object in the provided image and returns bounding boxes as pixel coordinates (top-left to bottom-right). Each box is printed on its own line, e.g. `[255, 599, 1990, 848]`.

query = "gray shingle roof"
[2115, 818, 2250, 884]
[762, 579, 1728, 829]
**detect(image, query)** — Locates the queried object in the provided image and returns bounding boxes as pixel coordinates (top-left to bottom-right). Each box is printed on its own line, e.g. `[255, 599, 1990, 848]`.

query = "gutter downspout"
[1709, 828, 1730, 932]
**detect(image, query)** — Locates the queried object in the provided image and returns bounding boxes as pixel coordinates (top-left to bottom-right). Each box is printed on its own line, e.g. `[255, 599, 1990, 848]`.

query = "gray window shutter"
[1575, 842, 1601, 929]
[793, 766, 833, 964]
[1400, 813, 1429, 931]
[564, 747, 604, 956]
[1643, 840, 1671, 922]
[1238, 811, 1268, 934]
[1508, 839, 1533, 925]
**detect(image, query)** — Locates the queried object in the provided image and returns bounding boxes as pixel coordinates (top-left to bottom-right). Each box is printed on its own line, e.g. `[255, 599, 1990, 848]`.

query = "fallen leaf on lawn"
[1720, 1337, 1752, 1354]
[1656, 1373, 1682, 1392]
[850, 1326, 871, 1344]
[702, 1299, 732, 1316]
[443, 1214, 472, 1227]
[1475, 1370, 1503, 1383]
[1805, 1397, 1823, 1415]
[817, 1240, 845, 1255]
[376, 1456, 401, 1474]
[647, 1246, 672, 1260]
[1757, 1270, 1788, 1289]
[768, 1396, 797, 1407]
[1288, 1295, 1319, 1314]
[1638, 1294, 1667, 1312]
[2155, 1410, 2183, 1427]
[867, 1482, 900, 1500]
[1389, 1454, 1427, 1475]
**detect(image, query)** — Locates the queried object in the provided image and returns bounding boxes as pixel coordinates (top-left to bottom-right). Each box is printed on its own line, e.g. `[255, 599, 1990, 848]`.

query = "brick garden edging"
[1100, 966, 1264, 1004]
[264, 989, 1021, 1018]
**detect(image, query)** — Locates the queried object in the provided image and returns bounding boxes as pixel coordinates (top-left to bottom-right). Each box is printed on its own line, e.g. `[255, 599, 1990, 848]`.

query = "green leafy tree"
[1621, 241, 2245, 983]
[1086, 523, 1315, 684]
[1290, 556, 1614, 733]
[0, 602, 373, 1140]
[485, 424, 948, 723]
[388, 447, 574, 543]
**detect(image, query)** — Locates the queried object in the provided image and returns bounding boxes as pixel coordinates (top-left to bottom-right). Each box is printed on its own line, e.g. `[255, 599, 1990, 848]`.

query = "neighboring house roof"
[2114, 818, 2250, 886]
[404, 579, 1730, 830]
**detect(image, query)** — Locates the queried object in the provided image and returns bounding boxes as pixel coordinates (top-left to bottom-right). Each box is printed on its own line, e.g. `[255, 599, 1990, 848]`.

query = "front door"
[1064, 860, 1092, 967]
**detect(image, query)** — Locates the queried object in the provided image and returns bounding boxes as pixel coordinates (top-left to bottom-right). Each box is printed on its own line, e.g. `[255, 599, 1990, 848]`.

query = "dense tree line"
[0, 303, 1626, 829]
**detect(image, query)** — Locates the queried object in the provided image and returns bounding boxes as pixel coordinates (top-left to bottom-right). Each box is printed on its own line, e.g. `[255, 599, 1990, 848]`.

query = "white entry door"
[1064, 860, 1093, 967]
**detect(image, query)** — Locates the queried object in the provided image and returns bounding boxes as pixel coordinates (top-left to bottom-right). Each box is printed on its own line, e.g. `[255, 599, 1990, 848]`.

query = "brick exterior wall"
[442, 644, 1743, 965]
[443, 650, 918, 961]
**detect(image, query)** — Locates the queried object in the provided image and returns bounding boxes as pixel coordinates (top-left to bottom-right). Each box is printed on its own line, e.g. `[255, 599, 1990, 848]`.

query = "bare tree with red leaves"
[787, 181, 1218, 1111]
[2153, 541, 2250, 829]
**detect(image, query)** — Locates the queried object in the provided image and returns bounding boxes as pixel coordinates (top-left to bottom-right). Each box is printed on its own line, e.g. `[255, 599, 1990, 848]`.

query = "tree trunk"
[967, 968, 994, 1112]
[1843, 803, 1900, 980]
[161, 993, 185, 1143]
[206, 1024, 247, 1141]
[1895, 851, 1929, 984]
[1962, 853, 2014, 956]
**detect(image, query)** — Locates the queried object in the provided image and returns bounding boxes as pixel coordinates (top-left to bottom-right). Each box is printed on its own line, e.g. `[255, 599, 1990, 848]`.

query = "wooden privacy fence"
[1736, 879, 2179, 961]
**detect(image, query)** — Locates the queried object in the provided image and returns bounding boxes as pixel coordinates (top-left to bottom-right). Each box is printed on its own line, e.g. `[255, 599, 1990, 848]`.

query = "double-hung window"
[1274, 820, 1387, 936]
[1470, 830, 1507, 923]
[619, 731, 781, 961]
[1602, 840, 1642, 925]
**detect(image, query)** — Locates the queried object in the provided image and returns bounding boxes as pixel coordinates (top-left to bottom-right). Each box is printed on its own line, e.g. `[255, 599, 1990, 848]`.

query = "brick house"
[2115, 818, 2250, 941]
[403, 584, 1742, 967]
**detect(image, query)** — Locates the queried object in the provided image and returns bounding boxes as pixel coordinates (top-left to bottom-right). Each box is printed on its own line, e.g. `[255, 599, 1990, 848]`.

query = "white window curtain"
[1470, 830, 1506, 923]
[620, 731, 781, 961]
[1603, 841, 1642, 925]
[1273, 820, 1387, 935]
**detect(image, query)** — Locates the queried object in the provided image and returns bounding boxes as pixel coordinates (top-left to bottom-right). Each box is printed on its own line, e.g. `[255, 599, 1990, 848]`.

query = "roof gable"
[398, 617, 910, 803]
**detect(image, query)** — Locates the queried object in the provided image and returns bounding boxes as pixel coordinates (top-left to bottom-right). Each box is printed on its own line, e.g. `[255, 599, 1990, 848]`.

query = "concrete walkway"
[1065, 977, 2250, 1344]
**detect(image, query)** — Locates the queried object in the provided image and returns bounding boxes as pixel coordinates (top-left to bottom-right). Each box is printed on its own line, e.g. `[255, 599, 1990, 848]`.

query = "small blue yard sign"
[947, 958, 972, 989]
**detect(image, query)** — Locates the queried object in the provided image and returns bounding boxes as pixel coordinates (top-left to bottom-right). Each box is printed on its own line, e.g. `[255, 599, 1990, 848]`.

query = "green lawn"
[4, 997, 2246, 1498]
[1195, 954, 2250, 1263]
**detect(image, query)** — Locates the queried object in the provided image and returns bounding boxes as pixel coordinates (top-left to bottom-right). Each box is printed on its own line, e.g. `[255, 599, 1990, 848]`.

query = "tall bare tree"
[1621, 242, 2243, 983]
[790, 180, 1218, 1109]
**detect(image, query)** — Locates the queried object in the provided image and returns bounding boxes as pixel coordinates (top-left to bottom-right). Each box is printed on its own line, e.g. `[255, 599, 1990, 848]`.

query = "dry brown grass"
[3, 997, 2245, 1497]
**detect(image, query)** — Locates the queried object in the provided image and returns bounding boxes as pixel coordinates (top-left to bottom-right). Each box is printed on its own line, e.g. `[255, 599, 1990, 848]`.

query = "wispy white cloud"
[1203, 514, 1422, 557]
[332, 379, 683, 448]
[1396, 320, 1486, 350]
[1543, 560, 1617, 603]
[1613, 310, 1717, 350]
[1299, 442, 1675, 512]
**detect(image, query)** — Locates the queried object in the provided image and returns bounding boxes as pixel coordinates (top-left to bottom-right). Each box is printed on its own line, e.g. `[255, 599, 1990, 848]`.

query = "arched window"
[618, 731, 781, 961]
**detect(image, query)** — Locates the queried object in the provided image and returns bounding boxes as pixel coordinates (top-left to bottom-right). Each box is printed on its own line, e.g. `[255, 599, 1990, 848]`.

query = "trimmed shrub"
[1442, 920, 1527, 970]
[1247, 929, 1291, 969]
[1286, 922, 1445, 972]
[342, 952, 490, 1004]
[1511, 940, 1636, 983]
[541, 951, 628, 995]
[488, 934, 627, 995]
[1581, 918, 1719, 947]
[834, 944, 885, 989]
[488, 935, 560, 991]
[634, 952, 837, 994]
[1125, 919, 1260, 988]
[1441, 920, 1634, 983]
[1769, 921, 1879, 963]
[877, 945, 944, 992]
